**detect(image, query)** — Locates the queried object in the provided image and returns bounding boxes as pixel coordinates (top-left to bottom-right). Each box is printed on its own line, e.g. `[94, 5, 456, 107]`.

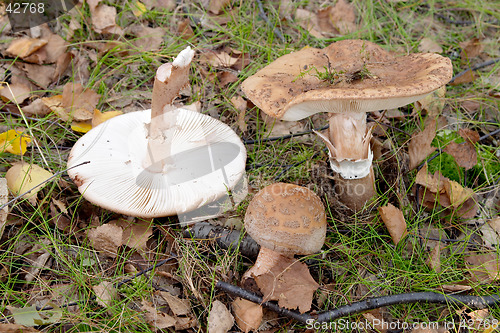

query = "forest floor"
[0, 0, 499, 332]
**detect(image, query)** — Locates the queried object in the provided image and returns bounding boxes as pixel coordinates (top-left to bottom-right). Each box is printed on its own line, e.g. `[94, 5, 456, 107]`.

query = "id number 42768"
[5, 2, 45, 14]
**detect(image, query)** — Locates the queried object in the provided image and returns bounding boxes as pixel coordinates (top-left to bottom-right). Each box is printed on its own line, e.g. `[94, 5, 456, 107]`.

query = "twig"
[115, 255, 178, 288]
[215, 281, 313, 323]
[255, 0, 285, 43]
[449, 58, 500, 84]
[0, 161, 90, 211]
[183, 222, 260, 258]
[216, 281, 500, 323]
[316, 292, 500, 322]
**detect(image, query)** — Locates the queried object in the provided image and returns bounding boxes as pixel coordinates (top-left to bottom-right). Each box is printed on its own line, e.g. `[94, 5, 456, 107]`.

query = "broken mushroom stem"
[320, 112, 376, 210]
[242, 246, 283, 279]
[144, 46, 195, 173]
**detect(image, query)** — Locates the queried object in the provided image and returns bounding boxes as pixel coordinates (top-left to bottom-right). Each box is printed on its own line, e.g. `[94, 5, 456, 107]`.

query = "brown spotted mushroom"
[243, 183, 326, 279]
[242, 39, 453, 210]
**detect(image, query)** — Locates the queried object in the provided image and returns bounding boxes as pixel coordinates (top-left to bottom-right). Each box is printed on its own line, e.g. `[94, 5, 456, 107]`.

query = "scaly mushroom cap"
[67, 108, 246, 218]
[244, 183, 326, 256]
[242, 39, 453, 121]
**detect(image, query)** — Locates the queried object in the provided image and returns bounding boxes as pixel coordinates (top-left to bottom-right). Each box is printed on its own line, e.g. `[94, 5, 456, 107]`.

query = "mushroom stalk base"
[333, 166, 376, 211]
[242, 247, 283, 280]
[325, 113, 376, 210]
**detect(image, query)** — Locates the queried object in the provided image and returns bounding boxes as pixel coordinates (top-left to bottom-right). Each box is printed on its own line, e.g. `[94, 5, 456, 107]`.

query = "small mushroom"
[67, 47, 247, 220]
[242, 39, 453, 210]
[243, 183, 326, 279]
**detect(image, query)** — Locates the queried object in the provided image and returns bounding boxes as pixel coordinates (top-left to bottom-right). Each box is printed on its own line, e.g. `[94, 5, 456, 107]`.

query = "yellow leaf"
[132, 1, 147, 17]
[0, 129, 31, 155]
[71, 121, 92, 133]
[42, 95, 67, 120]
[92, 109, 123, 127]
[444, 180, 474, 208]
[6, 163, 53, 204]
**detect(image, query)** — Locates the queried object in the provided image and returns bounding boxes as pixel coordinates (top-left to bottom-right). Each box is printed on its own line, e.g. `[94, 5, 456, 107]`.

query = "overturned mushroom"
[243, 183, 326, 279]
[68, 47, 246, 221]
[242, 39, 452, 210]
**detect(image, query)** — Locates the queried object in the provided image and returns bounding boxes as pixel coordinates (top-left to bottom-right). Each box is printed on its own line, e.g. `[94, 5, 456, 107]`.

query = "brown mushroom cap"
[244, 183, 327, 256]
[242, 39, 453, 120]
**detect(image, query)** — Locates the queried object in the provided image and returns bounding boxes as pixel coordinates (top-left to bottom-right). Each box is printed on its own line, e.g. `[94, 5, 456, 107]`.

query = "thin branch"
[449, 58, 500, 84]
[255, 0, 285, 43]
[216, 281, 500, 324]
[316, 292, 500, 322]
[215, 281, 313, 323]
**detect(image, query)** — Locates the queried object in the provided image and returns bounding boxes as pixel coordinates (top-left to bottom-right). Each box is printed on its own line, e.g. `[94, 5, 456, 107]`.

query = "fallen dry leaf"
[17, 63, 55, 89]
[438, 284, 472, 293]
[130, 25, 165, 51]
[323, 0, 358, 35]
[199, 51, 239, 68]
[6, 38, 47, 59]
[465, 251, 500, 283]
[6, 163, 53, 204]
[70, 121, 92, 133]
[160, 291, 191, 317]
[87, 223, 123, 257]
[294, 8, 323, 38]
[131, 0, 147, 17]
[93, 281, 117, 308]
[177, 18, 194, 40]
[22, 99, 50, 116]
[207, 0, 231, 14]
[362, 310, 388, 333]
[92, 109, 123, 128]
[110, 218, 152, 250]
[415, 164, 478, 218]
[378, 203, 408, 244]
[208, 300, 234, 333]
[60, 83, 101, 121]
[449, 69, 476, 85]
[254, 256, 319, 313]
[418, 37, 443, 53]
[0, 129, 31, 155]
[0, 83, 32, 104]
[443, 141, 477, 169]
[141, 301, 176, 329]
[459, 128, 480, 143]
[408, 117, 437, 169]
[232, 298, 262, 333]
[488, 217, 500, 235]
[460, 99, 481, 113]
[443, 180, 475, 208]
[460, 38, 483, 63]
[91, 3, 122, 34]
[415, 163, 446, 193]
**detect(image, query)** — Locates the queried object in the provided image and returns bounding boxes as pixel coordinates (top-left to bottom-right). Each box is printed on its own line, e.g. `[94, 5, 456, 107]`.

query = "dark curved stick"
[215, 281, 313, 323]
[316, 292, 500, 323]
[216, 281, 500, 324]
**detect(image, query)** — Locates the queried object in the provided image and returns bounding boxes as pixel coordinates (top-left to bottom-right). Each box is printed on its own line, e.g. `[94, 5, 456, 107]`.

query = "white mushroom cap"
[67, 108, 247, 218]
[242, 39, 453, 121]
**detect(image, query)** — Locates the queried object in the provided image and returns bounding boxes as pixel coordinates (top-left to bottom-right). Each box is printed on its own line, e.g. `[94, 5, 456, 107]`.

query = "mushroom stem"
[243, 246, 284, 280]
[144, 47, 195, 173]
[316, 113, 376, 210]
